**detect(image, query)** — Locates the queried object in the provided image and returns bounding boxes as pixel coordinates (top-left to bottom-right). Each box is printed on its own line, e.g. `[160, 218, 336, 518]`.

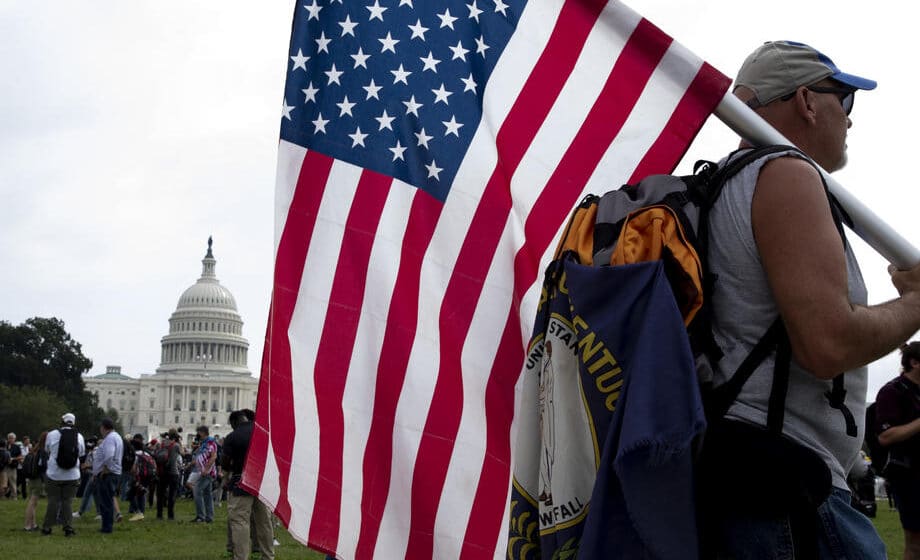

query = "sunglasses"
[780, 85, 856, 115]
[807, 86, 856, 115]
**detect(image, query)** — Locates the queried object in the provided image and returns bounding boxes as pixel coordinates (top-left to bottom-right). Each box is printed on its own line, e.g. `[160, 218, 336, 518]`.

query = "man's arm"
[752, 157, 920, 379]
[879, 418, 920, 447]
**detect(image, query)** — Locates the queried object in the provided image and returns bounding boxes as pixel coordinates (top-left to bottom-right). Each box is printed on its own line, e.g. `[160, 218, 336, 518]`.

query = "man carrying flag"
[702, 40, 920, 558]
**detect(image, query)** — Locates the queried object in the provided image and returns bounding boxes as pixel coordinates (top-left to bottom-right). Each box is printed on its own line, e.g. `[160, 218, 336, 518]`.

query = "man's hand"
[889, 263, 920, 297]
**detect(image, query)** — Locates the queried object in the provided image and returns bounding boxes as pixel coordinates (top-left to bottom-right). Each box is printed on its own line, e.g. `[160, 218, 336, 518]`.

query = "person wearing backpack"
[697, 40, 920, 559]
[874, 342, 920, 559]
[41, 412, 85, 537]
[127, 438, 156, 521]
[23, 430, 48, 531]
[154, 430, 182, 520]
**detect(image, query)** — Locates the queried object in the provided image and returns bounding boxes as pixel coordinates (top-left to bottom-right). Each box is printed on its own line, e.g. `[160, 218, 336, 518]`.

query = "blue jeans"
[195, 474, 214, 522]
[130, 482, 146, 515]
[120, 472, 132, 501]
[78, 476, 96, 515]
[717, 487, 886, 559]
[94, 474, 120, 533]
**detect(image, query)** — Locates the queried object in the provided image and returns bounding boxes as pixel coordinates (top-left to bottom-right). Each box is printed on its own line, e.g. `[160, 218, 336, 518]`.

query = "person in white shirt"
[41, 413, 85, 537]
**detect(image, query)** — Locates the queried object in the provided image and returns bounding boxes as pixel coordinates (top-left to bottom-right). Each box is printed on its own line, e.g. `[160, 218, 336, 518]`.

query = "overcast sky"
[1, 1, 915, 402]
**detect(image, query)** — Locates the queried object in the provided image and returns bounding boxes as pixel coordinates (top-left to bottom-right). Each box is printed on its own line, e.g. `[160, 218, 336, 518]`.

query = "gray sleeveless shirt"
[707, 148, 868, 491]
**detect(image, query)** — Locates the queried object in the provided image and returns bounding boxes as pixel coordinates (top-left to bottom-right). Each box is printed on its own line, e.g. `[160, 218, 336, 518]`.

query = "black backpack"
[122, 439, 136, 470]
[22, 450, 48, 479]
[56, 427, 80, 469]
[865, 402, 887, 476]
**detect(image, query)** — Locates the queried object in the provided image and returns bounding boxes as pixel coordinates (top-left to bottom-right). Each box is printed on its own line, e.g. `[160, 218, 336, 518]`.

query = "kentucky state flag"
[509, 258, 706, 559]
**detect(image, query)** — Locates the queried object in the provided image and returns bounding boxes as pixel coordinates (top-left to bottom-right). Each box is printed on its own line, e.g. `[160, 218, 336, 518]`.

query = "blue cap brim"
[833, 71, 877, 91]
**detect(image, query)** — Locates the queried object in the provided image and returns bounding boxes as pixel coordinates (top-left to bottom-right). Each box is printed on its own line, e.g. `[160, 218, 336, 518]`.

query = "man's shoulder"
[880, 376, 913, 395]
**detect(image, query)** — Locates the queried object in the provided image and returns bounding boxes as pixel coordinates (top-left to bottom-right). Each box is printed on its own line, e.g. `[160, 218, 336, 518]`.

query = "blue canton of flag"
[280, 0, 523, 202]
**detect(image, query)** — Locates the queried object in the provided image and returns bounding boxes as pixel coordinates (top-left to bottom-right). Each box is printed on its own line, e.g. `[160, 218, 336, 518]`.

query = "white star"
[389, 140, 407, 161]
[376, 109, 395, 131]
[467, 1, 483, 22]
[443, 115, 464, 137]
[351, 47, 371, 69]
[398, 0, 413, 7]
[476, 36, 490, 57]
[349, 126, 368, 147]
[414, 128, 433, 149]
[391, 64, 412, 85]
[312, 113, 329, 134]
[403, 95, 423, 116]
[336, 95, 356, 117]
[438, 9, 458, 29]
[494, 0, 509, 16]
[432, 84, 453, 105]
[408, 19, 429, 41]
[302, 81, 320, 103]
[290, 48, 310, 71]
[379, 32, 400, 53]
[461, 73, 478, 94]
[363, 78, 382, 100]
[282, 98, 294, 120]
[449, 40, 470, 61]
[339, 14, 358, 36]
[367, 0, 387, 21]
[426, 159, 443, 180]
[325, 63, 343, 85]
[315, 31, 331, 53]
[304, 0, 322, 20]
[420, 51, 441, 73]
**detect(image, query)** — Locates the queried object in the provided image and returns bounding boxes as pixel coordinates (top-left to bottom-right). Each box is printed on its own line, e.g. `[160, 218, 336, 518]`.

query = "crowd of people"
[0, 408, 274, 560]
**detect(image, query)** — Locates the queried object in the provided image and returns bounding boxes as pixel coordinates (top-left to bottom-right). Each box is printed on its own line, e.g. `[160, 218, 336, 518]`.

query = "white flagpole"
[714, 92, 920, 270]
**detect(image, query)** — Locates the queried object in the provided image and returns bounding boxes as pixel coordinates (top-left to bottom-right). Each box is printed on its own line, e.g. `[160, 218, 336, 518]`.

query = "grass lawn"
[1, 492, 908, 559]
[0, 492, 326, 560]
[873, 499, 904, 559]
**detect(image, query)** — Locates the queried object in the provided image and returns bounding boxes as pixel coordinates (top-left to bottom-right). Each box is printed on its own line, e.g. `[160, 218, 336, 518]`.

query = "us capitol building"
[85, 238, 258, 443]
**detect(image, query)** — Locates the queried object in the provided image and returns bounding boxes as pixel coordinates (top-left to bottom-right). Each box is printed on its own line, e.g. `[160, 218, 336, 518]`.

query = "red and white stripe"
[243, 1, 729, 558]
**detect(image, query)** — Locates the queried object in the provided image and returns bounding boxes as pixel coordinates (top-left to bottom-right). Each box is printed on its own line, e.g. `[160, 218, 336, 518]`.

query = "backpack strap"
[689, 145, 800, 367]
[704, 317, 786, 423]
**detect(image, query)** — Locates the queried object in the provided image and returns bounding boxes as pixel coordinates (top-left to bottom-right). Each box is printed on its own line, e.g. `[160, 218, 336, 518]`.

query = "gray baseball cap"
[736, 41, 876, 107]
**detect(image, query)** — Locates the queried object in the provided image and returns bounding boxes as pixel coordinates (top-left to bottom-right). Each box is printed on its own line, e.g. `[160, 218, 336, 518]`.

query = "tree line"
[0, 317, 123, 439]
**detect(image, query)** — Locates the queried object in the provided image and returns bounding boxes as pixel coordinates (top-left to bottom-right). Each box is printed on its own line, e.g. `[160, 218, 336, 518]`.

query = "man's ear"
[792, 86, 818, 124]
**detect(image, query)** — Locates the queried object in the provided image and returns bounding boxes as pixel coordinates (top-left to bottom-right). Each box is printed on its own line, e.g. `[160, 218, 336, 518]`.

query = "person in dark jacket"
[222, 409, 274, 560]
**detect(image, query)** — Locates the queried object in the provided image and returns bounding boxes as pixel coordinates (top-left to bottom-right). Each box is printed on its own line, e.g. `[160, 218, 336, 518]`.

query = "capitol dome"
[157, 237, 250, 375]
[176, 276, 238, 310]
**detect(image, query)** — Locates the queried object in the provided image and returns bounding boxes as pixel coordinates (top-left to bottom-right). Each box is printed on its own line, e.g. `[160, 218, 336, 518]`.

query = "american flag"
[241, 1, 729, 558]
